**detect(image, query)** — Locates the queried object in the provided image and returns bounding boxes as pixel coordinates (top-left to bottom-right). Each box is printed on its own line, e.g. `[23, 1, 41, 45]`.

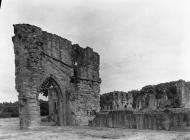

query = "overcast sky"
[0, 0, 190, 102]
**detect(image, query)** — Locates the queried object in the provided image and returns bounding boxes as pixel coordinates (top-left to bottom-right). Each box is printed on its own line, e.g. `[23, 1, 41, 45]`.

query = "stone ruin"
[90, 80, 190, 130]
[12, 24, 190, 131]
[12, 24, 101, 129]
[100, 80, 190, 110]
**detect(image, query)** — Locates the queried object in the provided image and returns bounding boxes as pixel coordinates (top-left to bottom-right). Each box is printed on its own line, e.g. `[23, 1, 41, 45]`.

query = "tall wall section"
[12, 24, 101, 128]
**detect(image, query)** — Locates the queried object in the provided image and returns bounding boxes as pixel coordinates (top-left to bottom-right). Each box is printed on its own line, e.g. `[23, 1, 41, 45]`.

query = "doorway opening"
[39, 77, 62, 126]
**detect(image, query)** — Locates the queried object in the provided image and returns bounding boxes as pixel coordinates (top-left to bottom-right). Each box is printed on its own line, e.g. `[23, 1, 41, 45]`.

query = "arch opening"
[38, 77, 63, 126]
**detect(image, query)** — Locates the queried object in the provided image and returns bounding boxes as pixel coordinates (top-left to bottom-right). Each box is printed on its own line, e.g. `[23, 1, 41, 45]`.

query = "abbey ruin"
[91, 80, 190, 130]
[13, 24, 190, 130]
[12, 24, 101, 128]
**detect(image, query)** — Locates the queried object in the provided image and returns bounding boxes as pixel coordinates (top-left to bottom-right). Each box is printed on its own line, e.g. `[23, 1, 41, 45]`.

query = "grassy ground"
[0, 118, 190, 140]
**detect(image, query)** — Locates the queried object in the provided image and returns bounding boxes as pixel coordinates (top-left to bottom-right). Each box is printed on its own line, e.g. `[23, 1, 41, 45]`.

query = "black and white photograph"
[0, 0, 190, 139]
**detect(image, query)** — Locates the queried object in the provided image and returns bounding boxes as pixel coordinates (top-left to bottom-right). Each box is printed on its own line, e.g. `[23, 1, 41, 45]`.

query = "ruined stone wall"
[12, 24, 101, 128]
[100, 91, 133, 111]
[95, 80, 190, 130]
[70, 45, 101, 124]
[100, 80, 190, 111]
[182, 82, 190, 108]
[90, 109, 190, 130]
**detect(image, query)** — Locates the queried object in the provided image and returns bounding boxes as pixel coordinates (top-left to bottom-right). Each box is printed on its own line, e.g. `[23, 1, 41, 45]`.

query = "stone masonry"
[100, 80, 190, 111]
[91, 80, 190, 130]
[12, 24, 101, 129]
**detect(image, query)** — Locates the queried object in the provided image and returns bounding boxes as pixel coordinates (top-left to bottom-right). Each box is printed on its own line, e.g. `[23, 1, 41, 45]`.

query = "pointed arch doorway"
[39, 76, 65, 126]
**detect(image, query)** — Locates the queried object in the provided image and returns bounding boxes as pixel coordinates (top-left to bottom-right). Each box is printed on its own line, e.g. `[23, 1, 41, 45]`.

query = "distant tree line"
[0, 101, 19, 118]
[0, 100, 49, 118]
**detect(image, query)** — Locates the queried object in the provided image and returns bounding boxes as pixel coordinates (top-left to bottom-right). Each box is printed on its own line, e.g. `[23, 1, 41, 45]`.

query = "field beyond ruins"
[0, 118, 190, 140]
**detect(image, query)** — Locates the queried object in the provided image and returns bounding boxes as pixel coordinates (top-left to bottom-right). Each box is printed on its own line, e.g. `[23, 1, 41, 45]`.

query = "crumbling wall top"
[13, 24, 42, 35]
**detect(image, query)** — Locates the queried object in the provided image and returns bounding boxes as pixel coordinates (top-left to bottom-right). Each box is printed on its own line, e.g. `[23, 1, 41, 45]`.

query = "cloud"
[0, 0, 190, 101]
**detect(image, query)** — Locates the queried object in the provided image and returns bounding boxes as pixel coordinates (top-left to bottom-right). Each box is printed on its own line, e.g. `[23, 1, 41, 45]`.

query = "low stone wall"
[89, 109, 190, 130]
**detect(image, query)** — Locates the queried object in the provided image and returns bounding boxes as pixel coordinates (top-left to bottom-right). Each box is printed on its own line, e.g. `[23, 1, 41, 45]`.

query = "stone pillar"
[148, 94, 157, 110]
[163, 114, 170, 130]
[136, 114, 140, 129]
[12, 24, 43, 129]
[59, 99, 64, 126]
[19, 95, 40, 129]
[17, 73, 41, 129]
[152, 115, 157, 130]
[139, 114, 143, 129]
[177, 80, 186, 108]
[107, 116, 113, 127]
[48, 88, 53, 120]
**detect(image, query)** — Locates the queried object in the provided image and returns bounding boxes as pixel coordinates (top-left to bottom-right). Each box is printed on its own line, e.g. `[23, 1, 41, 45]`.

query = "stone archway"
[12, 24, 101, 129]
[39, 76, 65, 126]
